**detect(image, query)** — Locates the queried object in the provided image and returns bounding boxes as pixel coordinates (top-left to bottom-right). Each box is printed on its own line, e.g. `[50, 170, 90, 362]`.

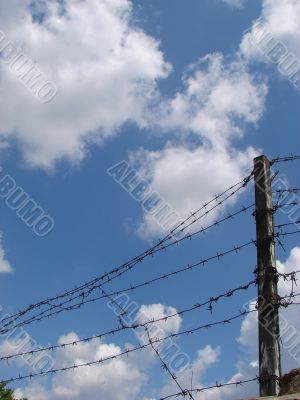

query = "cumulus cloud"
[155, 248, 300, 400]
[277, 247, 300, 371]
[14, 336, 146, 400]
[0, 234, 13, 273]
[159, 345, 221, 399]
[156, 53, 267, 148]
[234, 246, 300, 398]
[13, 303, 182, 400]
[0, 0, 170, 169]
[13, 333, 146, 400]
[135, 303, 182, 341]
[131, 144, 257, 239]
[158, 344, 256, 400]
[0, 2, 270, 246]
[12, 247, 300, 400]
[0, 1, 271, 174]
[240, 0, 300, 65]
[131, 54, 267, 239]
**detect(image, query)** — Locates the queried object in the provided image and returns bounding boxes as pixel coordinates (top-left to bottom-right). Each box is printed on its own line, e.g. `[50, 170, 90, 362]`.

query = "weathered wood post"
[254, 155, 281, 396]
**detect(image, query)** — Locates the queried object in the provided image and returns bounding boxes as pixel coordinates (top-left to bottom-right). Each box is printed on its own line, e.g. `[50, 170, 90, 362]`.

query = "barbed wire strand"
[0, 290, 300, 376]
[158, 376, 279, 400]
[271, 155, 300, 164]
[145, 326, 196, 400]
[274, 202, 300, 210]
[1, 161, 299, 392]
[166, 182, 253, 238]
[275, 220, 300, 229]
[0, 175, 254, 330]
[0, 309, 256, 385]
[273, 188, 300, 194]
[2, 228, 298, 335]
[0, 279, 258, 362]
[0, 237, 257, 334]
[3, 302, 297, 387]
[165, 173, 253, 238]
[278, 229, 300, 237]
[0, 203, 254, 334]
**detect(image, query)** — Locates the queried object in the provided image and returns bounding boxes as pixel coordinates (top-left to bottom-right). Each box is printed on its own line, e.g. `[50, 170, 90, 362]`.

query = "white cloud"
[13, 333, 147, 400]
[240, 0, 300, 64]
[222, 0, 248, 9]
[131, 54, 267, 239]
[277, 247, 300, 296]
[0, 0, 170, 169]
[12, 248, 300, 400]
[237, 247, 300, 380]
[135, 303, 182, 341]
[277, 247, 300, 372]
[13, 303, 182, 400]
[131, 144, 257, 239]
[156, 53, 267, 148]
[156, 248, 300, 400]
[159, 345, 221, 399]
[0, 234, 13, 273]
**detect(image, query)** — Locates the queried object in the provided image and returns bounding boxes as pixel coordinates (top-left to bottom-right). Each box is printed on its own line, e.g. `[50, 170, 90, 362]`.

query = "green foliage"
[0, 382, 27, 400]
[0, 382, 14, 400]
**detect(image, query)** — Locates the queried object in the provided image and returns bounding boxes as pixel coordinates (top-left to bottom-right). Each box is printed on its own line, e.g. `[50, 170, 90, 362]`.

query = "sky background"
[0, 0, 299, 399]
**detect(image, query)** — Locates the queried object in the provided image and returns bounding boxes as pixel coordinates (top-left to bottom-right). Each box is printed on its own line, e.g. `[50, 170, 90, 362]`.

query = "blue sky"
[0, 0, 299, 399]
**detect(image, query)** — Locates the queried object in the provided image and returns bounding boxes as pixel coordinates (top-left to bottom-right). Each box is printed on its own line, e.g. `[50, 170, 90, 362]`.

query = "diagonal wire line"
[274, 201, 300, 209]
[166, 183, 253, 238]
[0, 280, 257, 362]
[0, 282, 298, 382]
[145, 327, 196, 400]
[1, 160, 299, 392]
[150, 204, 254, 253]
[0, 175, 253, 330]
[0, 309, 256, 385]
[163, 173, 253, 238]
[275, 220, 300, 229]
[2, 276, 297, 364]
[2, 229, 296, 334]
[158, 376, 280, 399]
[0, 203, 254, 333]
[271, 155, 300, 164]
[0, 238, 256, 334]
[278, 229, 300, 237]
[273, 188, 300, 194]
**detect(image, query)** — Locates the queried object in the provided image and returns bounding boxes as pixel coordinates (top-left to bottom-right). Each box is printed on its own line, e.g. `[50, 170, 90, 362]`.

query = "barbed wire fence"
[0, 155, 299, 399]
